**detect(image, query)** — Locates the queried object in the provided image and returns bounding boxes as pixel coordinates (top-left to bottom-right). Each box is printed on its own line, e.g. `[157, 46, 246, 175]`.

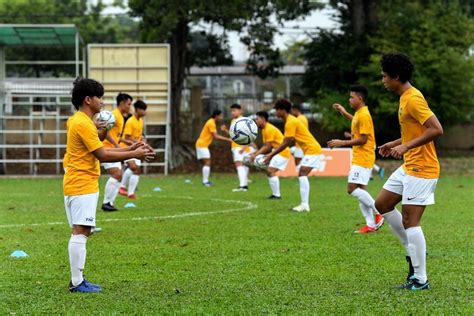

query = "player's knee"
[374, 199, 386, 213]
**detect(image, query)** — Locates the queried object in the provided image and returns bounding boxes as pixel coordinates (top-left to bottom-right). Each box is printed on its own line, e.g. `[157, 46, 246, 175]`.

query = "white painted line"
[0, 197, 258, 229]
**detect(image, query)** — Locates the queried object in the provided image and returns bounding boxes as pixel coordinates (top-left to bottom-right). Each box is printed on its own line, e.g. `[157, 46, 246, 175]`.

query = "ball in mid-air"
[229, 117, 258, 145]
[96, 110, 116, 130]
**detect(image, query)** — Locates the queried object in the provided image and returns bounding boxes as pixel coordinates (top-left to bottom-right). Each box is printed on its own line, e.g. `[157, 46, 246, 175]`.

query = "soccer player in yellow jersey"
[64, 78, 154, 293]
[195, 110, 232, 186]
[264, 99, 323, 212]
[374, 53, 443, 290]
[328, 84, 384, 233]
[101, 93, 132, 211]
[250, 111, 291, 199]
[119, 100, 148, 199]
[290, 104, 308, 169]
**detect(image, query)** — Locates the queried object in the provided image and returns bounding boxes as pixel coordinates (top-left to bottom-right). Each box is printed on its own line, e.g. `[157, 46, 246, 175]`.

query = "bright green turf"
[0, 173, 472, 314]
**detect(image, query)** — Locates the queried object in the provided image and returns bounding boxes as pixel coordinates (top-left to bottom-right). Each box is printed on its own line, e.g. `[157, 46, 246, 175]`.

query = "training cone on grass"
[10, 250, 28, 258]
[184, 179, 192, 184]
[124, 202, 136, 208]
[153, 187, 162, 192]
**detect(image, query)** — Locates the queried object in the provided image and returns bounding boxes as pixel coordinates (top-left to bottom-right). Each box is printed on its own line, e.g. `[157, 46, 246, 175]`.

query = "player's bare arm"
[212, 132, 232, 142]
[390, 115, 443, 159]
[378, 138, 402, 157]
[263, 137, 294, 164]
[333, 103, 354, 121]
[328, 134, 368, 148]
[105, 130, 120, 148]
[249, 142, 272, 161]
[95, 120, 107, 141]
[93, 145, 154, 163]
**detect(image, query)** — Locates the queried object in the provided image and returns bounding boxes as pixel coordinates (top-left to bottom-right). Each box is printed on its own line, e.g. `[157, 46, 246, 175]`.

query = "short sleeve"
[408, 95, 434, 125]
[80, 121, 103, 152]
[358, 114, 372, 135]
[208, 120, 217, 134]
[284, 119, 297, 138]
[263, 128, 275, 144]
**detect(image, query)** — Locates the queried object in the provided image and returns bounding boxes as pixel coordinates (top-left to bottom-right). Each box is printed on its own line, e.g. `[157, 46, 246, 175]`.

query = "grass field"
[0, 172, 472, 314]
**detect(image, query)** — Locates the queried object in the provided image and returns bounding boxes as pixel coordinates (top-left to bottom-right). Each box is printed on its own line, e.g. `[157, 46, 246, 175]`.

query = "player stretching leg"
[328, 84, 384, 233]
[264, 99, 323, 212]
[249, 111, 291, 199]
[374, 53, 443, 290]
[289, 104, 308, 171]
[101, 93, 132, 211]
[195, 110, 232, 186]
[119, 100, 148, 200]
[64, 78, 154, 293]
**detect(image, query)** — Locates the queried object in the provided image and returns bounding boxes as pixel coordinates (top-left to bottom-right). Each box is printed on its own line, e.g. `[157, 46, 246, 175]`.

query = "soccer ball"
[96, 110, 116, 130]
[229, 117, 258, 145]
[253, 154, 268, 170]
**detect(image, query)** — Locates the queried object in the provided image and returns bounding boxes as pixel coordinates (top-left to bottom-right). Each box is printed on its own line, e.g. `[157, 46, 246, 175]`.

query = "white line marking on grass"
[0, 197, 258, 229]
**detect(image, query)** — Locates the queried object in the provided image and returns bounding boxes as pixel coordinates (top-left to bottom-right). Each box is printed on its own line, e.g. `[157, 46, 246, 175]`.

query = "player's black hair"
[71, 77, 104, 110]
[291, 104, 302, 112]
[274, 99, 292, 113]
[211, 110, 222, 118]
[116, 92, 133, 105]
[134, 100, 147, 110]
[256, 111, 269, 121]
[380, 52, 414, 83]
[350, 84, 368, 102]
[230, 103, 242, 110]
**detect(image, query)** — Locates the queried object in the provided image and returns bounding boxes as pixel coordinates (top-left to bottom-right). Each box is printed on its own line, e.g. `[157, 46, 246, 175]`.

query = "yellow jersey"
[284, 114, 321, 155]
[399, 87, 439, 178]
[351, 106, 376, 168]
[297, 114, 309, 129]
[195, 118, 217, 148]
[122, 114, 144, 147]
[103, 108, 125, 148]
[262, 122, 291, 158]
[63, 111, 103, 196]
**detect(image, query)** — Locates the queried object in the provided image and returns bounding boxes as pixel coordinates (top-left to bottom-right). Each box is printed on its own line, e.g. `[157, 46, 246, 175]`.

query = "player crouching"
[64, 78, 154, 293]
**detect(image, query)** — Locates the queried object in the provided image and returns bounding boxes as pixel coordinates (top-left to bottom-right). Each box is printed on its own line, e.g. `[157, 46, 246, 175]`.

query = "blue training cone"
[124, 202, 136, 208]
[153, 187, 162, 192]
[10, 250, 28, 258]
[184, 179, 192, 184]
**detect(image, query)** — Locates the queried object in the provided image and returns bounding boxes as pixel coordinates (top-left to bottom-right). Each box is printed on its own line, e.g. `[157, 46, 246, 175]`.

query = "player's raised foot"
[379, 168, 385, 179]
[101, 202, 118, 212]
[354, 225, 376, 234]
[396, 276, 430, 291]
[203, 181, 214, 187]
[69, 279, 102, 293]
[127, 194, 137, 200]
[232, 186, 248, 192]
[268, 195, 281, 200]
[291, 204, 310, 212]
[118, 187, 128, 196]
[375, 214, 384, 230]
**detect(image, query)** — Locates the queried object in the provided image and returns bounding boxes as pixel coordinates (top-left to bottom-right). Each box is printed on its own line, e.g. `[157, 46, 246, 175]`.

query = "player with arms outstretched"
[64, 78, 154, 293]
[328, 84, 384, 233]
[375, 53, 443, 290]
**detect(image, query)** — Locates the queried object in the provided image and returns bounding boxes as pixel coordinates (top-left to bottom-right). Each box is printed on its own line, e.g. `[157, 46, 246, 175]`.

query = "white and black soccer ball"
[229, 117, 258, 145]
[253, 154, 268, 170]
[97, 110, 116, 130]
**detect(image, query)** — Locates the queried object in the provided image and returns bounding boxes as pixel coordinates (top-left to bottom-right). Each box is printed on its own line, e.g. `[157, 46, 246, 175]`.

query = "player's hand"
[390, 144, 409, 159]
[262, 154, 272, 165]
[95, 120, 107, 131]
[220, 124, 228, 132]
[378, 142, 395, 157]
[134, 146, 155, 162]
[332, 103, 344, 113]
[344, 131, 352, 139]
[327, 139, 343, 148]
[248, 154, 256, 162]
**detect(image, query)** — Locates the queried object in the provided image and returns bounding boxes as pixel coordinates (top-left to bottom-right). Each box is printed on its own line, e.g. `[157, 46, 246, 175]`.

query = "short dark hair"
[230, 103, 241, 110]
[211, 110, 222, 118]
[380, 53, 414, 83]
[134, 100, 147, 110]
[350, 84, 368, 102]
[256, 111, 269, 121]
[291, 104, 302, 113]
[274, 99, 292, 113]
[116, 92, 133, 105]
[71, 77, 104, 110]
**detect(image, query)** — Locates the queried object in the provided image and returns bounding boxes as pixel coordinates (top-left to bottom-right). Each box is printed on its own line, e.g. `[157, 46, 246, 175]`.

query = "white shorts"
[269, 154, 290, 171]
[101, 162, 122, 170]
[383, 166, 438, 205]
[64, 192, 99, 227]
[125, 158, 142, 166]
[196, 147, 211, 160]
[291, 146, 304, 159]
[300, 154, 323, 169]
[348, 165, 373, 185]
[232, 147, 255, 162]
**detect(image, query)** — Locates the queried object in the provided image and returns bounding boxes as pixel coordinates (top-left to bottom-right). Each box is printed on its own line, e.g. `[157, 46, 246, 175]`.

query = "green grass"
[0, 172, 472, 314]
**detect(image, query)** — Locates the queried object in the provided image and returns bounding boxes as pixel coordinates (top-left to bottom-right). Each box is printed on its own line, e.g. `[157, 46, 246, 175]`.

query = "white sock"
[244, 166, 250, 184]
[237, 166, 247, 187]
[103, 177, 120, 205]
[373, 164, 381, 172]
[68, 234, 87, 286]
[298, 176, 310, 207]
[121, 168, 132, 189]
[202, 166, 210, 184]
[383, 209, 409, 255]
[406, 226, 427, 283]
[128, 174, 139, 196]
[268, 176, 280, 197]
[351, 188, 377, 226]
